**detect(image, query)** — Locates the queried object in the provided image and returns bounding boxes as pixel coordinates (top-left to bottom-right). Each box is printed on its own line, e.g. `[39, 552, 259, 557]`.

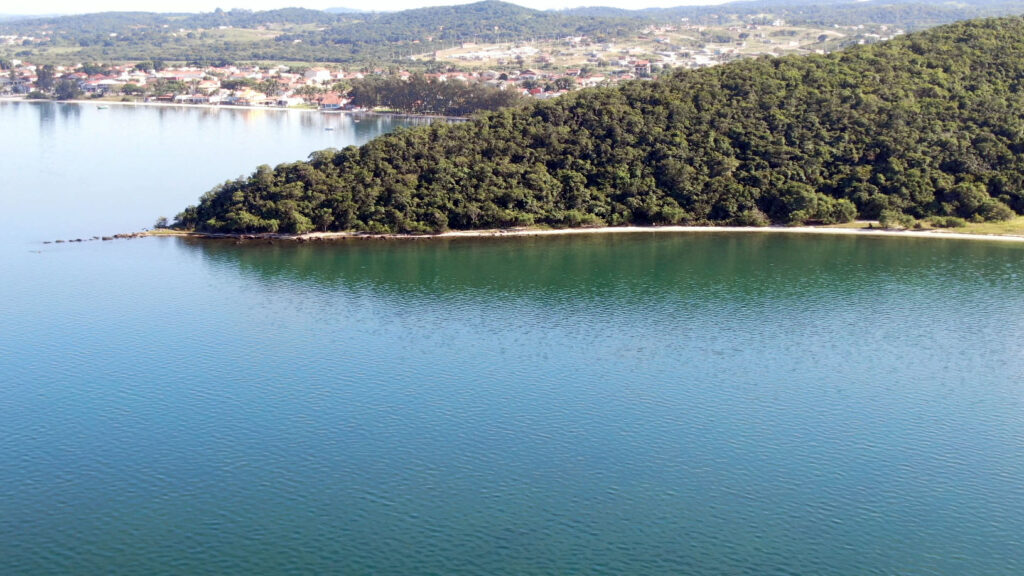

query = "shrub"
[735, 208, 770, 227]
[659, 204, 692, 225]
[813, 196, 857, 224]
[927, 216, 967, 228]
[828, 198, 858, 224]
[978, 199, 1015, 222]
[786, 209, 811, 226]
[878, 209, 915, 229]
[283, 211, 315, 235]
[947, 182, 989, 216]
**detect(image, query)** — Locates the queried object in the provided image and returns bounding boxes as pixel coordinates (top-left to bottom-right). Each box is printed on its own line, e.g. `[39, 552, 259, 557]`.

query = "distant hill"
[181, 7, 344, 27]
[569, 0, 1024, 29]
[323, 7, 368, 14]
[2, 7, 344, 32]
[279, 1, 639, 47]
[5, 0, 1024, 64]
[0, 1, 639, 64]
[176, 16, 1024, 234]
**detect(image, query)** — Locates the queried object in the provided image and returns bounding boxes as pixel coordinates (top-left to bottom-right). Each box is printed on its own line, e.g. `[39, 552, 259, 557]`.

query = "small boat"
[324, 127, 335, 131]
[96, 105, 109, 110]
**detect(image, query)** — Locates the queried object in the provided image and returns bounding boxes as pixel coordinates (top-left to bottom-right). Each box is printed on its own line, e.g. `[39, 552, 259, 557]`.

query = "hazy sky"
[5, 0, 733, 16]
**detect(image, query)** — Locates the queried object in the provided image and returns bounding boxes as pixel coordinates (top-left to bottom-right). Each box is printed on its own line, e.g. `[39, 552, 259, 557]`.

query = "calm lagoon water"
[2, 101, 1024, 575]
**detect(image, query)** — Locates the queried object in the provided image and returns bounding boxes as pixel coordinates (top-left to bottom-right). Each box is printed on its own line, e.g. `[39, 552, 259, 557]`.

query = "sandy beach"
[141, 224, 1024, 244]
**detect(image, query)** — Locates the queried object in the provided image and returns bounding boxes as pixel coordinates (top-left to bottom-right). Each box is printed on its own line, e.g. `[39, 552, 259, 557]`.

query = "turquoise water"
[3, 102, 1024, 575]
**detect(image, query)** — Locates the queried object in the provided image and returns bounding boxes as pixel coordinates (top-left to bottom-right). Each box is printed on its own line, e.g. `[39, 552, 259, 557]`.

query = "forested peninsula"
[175, 17, 1024, 235]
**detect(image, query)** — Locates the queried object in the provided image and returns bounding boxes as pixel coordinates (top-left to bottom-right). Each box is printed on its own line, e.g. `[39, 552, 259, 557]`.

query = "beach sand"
[146, 224, 1024, 244]
[0, 95, 465, 120]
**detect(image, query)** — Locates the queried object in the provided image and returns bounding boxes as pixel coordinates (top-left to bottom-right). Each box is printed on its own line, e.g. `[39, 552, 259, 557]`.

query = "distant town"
[1, 17, 904, 114]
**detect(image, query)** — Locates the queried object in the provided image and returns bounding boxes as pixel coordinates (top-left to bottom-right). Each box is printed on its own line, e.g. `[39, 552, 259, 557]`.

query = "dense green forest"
[348, 75, 523, 117]
[175, 16, 1024, 234]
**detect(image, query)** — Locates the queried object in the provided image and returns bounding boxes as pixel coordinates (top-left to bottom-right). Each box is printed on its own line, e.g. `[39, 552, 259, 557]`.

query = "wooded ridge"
[175, 16, 1024, 234]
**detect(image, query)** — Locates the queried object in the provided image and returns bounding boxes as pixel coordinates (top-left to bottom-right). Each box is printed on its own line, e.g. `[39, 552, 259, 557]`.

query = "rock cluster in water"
[44, 232, 147, 244]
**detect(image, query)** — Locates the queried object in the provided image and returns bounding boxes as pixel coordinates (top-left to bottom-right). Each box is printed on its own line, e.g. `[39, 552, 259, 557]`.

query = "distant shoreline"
[140, 224, 1024, 244]
[0, 95, 467, 121]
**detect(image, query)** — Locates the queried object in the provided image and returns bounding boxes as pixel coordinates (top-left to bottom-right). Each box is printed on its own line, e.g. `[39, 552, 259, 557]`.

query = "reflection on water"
[2, 232, 1021, 575]
[0, 100, 441, 243]
[32, 100, 82, 132]
[179, 231, 1024, 303]
[4, 97, 1024, 575]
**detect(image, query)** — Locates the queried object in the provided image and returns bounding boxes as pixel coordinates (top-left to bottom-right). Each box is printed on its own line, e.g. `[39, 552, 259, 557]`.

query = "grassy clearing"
[823, 217, 1024, 236]
[203, 28, 279, 42]
[955, 216, 1024, 236]
[823, 220, 874, 229]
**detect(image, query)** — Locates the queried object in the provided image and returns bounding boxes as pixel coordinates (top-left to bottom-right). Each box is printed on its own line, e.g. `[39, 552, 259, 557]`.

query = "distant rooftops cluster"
[2, 58, 666, 108]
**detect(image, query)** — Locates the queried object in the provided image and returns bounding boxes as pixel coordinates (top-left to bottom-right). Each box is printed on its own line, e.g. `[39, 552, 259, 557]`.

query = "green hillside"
[11, 1, 1024, 66]
[175, 16, 1024, 235]
[0, 2, 638, 65]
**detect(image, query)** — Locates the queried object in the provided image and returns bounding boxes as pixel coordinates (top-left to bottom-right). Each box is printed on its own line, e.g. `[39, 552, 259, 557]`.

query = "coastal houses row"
[3, 57, 662, 106]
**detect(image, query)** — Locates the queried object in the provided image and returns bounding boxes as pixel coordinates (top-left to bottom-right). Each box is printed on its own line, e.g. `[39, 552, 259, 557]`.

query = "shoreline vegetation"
[0, 95, 469, 121]
[42, 218, 1024, 245]
[145, 220, 1024, 243]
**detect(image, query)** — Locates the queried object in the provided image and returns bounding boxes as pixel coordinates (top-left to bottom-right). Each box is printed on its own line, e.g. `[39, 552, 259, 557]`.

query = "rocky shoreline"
[41, 223, 1024, 246]
[156, 225, 1024, 244]
[43, 232, 149, 244]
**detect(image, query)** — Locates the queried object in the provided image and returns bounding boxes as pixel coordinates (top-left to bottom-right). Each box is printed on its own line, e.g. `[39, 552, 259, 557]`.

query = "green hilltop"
[0, 2, 640, 64]
[176, 16, 1024, 234]
[10, 1, 1024, 65]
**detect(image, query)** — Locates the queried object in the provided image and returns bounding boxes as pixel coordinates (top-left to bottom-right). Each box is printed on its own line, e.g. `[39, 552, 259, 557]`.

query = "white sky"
[2, 0, 733, 16]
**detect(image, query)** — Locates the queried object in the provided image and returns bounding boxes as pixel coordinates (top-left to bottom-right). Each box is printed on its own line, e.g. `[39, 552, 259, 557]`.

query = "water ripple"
[2, 234, 1023, 575]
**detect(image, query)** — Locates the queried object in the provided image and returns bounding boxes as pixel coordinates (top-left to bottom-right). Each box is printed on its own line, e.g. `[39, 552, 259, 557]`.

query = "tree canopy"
[348, 75, 523, 117]
[176, 16, 1024, 235]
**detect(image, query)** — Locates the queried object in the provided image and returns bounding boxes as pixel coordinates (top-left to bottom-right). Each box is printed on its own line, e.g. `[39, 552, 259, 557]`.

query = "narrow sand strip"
[147, 225, 1024, 244]
[0, 96, 465, 120]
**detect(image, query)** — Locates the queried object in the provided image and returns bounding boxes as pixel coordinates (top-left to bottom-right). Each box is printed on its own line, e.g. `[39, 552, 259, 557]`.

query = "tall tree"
[36, 65, 55, 92]
[54, 78, 83, 100]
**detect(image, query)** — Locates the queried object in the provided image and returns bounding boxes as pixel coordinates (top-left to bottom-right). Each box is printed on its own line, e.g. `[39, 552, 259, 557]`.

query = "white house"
[304, 67, 332, 84]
